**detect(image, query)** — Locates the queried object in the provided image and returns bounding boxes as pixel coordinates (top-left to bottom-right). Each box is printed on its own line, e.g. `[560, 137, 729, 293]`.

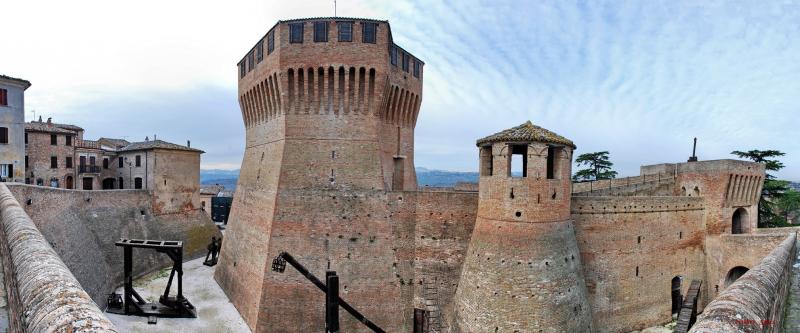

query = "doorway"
[82, 177, 93, 190]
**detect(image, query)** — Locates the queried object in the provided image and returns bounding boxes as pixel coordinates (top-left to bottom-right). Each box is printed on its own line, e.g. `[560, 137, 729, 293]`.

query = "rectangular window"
[362, 22, 377, 43]
[135, 155, 141, 167]
[50, 156, 58, 169]
[118, 156, 123, 168]
[25, 156, 28, 169]
[66, 156, 73, 168]
[267, 30, 275, 54]
[135, 177, 143, 189]
[256, 40, 264, 63]
[314, 21, 328, 42]
[0, 89, 7, 106]
[103, 158, 109, 169]
[24, 132, 27, 144]
[402, 52, 409, 72]
[51, 134, 57, 145]
[247, 50, 255, 72]
[337, 22, 353, 42]
[239, 61, 246, 78]
[414, 60, 420, 78]
[0, 165, 8, 178]
[508, 144, 528, 177]
[390, 46, 397, 66]
[289, 23, 304, 43]
[65, 135, 72, 146]
[0, 127, 7, 144]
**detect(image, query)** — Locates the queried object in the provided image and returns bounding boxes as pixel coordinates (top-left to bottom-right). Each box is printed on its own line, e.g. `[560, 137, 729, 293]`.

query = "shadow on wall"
[5, 184, 221, 306]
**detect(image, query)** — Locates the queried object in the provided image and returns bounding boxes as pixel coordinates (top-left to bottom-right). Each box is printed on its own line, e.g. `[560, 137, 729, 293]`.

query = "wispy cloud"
[2, 1, 799, 179]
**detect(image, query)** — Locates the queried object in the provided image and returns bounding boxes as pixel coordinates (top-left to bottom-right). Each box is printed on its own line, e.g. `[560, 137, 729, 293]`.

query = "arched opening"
[65, 176, 73, 189]
[671, 276, 683, 317]
[732, 208, 748, 234]
[102, 178, 116, 190]
[725, 266, 749, 287]
[693, 186, 700, 196]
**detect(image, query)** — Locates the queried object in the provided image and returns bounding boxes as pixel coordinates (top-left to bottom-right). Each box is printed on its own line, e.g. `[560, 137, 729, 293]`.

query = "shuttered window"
[337, 22, 353, 42]
[289, 23, 304, 43]
[0, 127, 7, 144]
[314, 22, 328, 42]
[362, 22, 377, 43]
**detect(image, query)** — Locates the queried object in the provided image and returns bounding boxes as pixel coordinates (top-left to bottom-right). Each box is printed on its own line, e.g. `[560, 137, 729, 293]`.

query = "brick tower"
[452, 121, 593, 332]
[215, 18, 423, 332]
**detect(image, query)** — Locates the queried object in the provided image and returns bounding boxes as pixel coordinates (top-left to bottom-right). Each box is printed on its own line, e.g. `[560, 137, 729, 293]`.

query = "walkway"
[783, 237, 800, 332]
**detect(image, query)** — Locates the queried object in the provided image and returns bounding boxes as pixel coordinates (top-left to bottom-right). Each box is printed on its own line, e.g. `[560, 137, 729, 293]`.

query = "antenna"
[687, 137, 698, 162]
[29, 109, 35, 122]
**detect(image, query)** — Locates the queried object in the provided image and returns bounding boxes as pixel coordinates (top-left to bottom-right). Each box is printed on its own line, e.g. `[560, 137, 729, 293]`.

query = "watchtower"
[453, 121, 593, 332]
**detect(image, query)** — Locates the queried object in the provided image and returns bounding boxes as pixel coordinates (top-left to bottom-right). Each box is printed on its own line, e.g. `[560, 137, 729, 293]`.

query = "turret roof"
[476, 121, 576, 148]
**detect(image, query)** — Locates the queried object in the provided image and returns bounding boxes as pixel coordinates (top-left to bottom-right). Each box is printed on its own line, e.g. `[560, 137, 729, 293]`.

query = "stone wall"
[6, 184, 220, 306]
[690, 233, 796, 333]
[0, 184, 117, 332]
[571, 196, 707, 332]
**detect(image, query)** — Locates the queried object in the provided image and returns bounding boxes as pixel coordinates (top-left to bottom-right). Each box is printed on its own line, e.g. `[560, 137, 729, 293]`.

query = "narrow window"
[337, 22, 353, 42]
[314, 21, 328, 42]
[637, 236, 641, 244]
[135, 155, 141, 167]
[256, 40, 264, 63]
[103, 158, 109, 169]
[118, 177, 124, 189]
[402, 52, 409, 72]
[51, 134, 57, 145]
[247, 50, 255, 72]
[546, 146, 556, 179]
[134, 177, 143, 189]
[118, 156, 123, 168]
[267, 30, 275, 54]
[390, 46, 397, 66]
[65, 135, 72, 146]
[239, 60, 246, 78]
[50, 156, 58, 168]
[24, 132, 28, 144]
[25, 156, 28, 168]
[0, 127, 7, 144]
[508, 144, 528, 177]
[0, 89, 7, 106]
[480, 146, 493, 176]
[289, 23, 304, 43]
[413, 60, 420, 78]
[362, 22, 377, 43]
[636, 266, 639, 277]
[66, 156, 73, 168]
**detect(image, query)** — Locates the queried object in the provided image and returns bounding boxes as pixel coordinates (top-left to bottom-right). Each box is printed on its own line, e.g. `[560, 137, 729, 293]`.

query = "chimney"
[47, 117, 51, 124]
[187, 140, 191, 148]
[38, 115, 42, 122]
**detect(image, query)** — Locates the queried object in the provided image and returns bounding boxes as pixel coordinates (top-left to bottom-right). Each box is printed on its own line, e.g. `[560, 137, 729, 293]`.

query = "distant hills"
[200, 167, 479, 190]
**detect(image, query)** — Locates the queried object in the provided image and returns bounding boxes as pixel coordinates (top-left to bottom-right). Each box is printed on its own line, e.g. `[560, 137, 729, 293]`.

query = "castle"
[215, 17, 794, 332]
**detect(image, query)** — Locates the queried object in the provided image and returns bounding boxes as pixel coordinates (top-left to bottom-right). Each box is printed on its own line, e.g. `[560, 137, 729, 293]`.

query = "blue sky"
[2, 1, 799, 180]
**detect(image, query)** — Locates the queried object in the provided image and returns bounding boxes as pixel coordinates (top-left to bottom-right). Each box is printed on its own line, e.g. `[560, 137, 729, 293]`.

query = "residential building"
[0, 75, 31, 182]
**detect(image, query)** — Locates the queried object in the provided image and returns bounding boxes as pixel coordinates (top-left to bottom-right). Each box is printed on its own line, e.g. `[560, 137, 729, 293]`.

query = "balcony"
[79, 165, 101, 174]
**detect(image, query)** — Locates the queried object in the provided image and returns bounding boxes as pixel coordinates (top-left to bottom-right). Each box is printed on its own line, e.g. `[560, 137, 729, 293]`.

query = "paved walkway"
[106, 257, 251, 333]
[783, 238, 800, 332]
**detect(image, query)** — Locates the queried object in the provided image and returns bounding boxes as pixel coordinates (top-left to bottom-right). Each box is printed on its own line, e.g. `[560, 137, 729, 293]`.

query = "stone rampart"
[5, 184, 220, 306]
[690, 233, 796, 333]
[0, 184, 117, 332]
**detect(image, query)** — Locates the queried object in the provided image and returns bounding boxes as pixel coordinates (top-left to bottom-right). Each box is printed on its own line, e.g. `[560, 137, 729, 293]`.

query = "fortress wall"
[690, 233, 796, 333]
[571, 178, 674, 197]
[412, 190, 478, 331]
[0, 184, 117, 332]
[6, 184, 220, 306]
[706, 234, 790, 297]
[572, 173, 673, 193]
[571, 196, 707, 332]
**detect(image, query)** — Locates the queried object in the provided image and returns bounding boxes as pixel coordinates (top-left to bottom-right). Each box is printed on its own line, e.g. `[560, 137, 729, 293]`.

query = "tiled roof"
[25, 122, 76, 134]
[476, 121, 576, 148]
[117, 139, 204, 153]
[98, 137, 130, 149]
[53, 123, 84, 131]
[280, 17, 388, 23]
[0, 74, 32, 89]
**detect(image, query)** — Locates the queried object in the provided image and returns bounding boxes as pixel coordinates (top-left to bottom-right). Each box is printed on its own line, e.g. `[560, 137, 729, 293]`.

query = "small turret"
[453, 121, 593, 332]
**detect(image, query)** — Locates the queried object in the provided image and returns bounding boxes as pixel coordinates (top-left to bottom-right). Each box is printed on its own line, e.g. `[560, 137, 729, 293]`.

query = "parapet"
[0, 184, 117, 332]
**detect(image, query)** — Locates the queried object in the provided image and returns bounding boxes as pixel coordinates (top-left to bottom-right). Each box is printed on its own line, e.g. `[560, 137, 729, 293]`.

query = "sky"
[2, 0, 799, 180]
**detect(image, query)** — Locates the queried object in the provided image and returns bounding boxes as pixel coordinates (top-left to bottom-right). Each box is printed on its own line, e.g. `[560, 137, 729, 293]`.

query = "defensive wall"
[0, 184, 117, 332]
[690, 233, 796, 333]
[5, 183, 220, 306]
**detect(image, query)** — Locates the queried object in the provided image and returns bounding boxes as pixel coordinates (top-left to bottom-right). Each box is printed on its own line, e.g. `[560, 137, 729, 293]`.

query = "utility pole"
[334, 0, 337, 17]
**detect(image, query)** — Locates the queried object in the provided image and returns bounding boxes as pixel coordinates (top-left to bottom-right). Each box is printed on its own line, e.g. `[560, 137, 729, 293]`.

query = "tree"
[776, 190, 800, 224]
[731, 149, 790, 227]
[573, 151, 618, 181]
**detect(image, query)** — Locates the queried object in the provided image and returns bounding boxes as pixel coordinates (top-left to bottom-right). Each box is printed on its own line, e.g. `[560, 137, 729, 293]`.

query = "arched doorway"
[732, 208, 748, 234]
[65, 176, 73, 189]
[725, 266, 749, 287]
[671, 276, 683, 317]
[102, 178, 116, 190]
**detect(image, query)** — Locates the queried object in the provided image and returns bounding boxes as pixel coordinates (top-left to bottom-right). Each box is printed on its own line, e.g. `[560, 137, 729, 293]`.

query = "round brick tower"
[452, 121, 593, 332]
[215, 18, 423, 332]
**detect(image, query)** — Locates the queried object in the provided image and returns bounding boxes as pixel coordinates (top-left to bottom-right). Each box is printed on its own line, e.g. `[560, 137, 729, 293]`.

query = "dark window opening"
[546, 146, 557, 179]
[671, 276, 683, 316]
[66, 156, 73, 168]
[89, 156, 95, 166]
[0, 89, 7, 106]
[247, 50, 255, 72]
[118, 156, 123, 168]
[636, 266, 639, 277]
[102, 158, 109, 169]
[289, 23, 304, 43]
[135, 155, 141, 167]
[508, 144, 527, 177]
[65, 135, 72, 146]
[51, 134, 57, 145]
[402, 52, 409, 72]
[413, 60, 420, 78]
[480, 146, 493, 176]
[732, 208, 747, 234]
[134, 177, 143, 189]
[256, 40, 264, 63]
[0, 127, 8, 144]
[725, 266, 749, 287]
[362, 22, 377, 43]
[337, 22, 353, 42]
[239, 61, 246, 78]
[390, 46, 397, 66]
[267, 30, 275, 54]
[24, 132, 27, 144]
[50, 156, 58, 168]
[25, 156, 28, 168]
[314, 21, 328, 42]
[637, 236, 641, 244]
[118, 177, 124, 189]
